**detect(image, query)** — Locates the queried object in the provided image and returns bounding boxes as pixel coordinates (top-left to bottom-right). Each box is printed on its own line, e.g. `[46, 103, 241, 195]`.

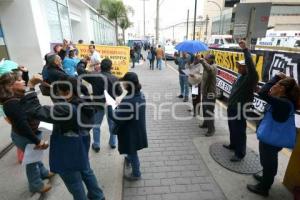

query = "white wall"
[0, 0, 50, 74]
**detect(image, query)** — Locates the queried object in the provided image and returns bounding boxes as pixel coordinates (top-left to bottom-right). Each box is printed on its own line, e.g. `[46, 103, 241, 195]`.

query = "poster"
[76, 44, 130, 78]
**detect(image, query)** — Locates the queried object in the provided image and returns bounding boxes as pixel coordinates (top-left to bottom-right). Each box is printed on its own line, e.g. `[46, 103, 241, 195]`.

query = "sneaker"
[247, 184, 269, 197]
[124, 173, 141, 181]
[253, 173, 263, 182]
[110, 144, 116, 149]
[183, 97, 189, 102]
[177, 95, 183, 98]
[39, 183, 52, 193]
[92, 146, 100, 153]
[230, 155, 243, 162]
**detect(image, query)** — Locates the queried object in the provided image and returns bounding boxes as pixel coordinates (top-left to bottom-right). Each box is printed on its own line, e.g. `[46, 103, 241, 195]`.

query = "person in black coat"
[107, 72, 148, 181]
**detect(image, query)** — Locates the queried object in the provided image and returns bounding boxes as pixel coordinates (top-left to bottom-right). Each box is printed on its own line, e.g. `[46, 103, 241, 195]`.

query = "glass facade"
[90, 10, 116, 45]
[45, 0, 72, 42]
[271, 5, 300, 16]
[211, 11, 233, 35]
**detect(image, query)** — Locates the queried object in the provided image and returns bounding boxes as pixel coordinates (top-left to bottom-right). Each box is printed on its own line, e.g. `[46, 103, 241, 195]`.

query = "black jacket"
[228, 49, 259, 109]
[107, 92, 148, 154]
[77, 68, 123, 109]
[45, 64, 68, 84]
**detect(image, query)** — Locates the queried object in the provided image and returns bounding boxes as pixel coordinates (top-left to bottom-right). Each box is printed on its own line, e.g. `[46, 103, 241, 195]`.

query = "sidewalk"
[123, 60, 293, 200]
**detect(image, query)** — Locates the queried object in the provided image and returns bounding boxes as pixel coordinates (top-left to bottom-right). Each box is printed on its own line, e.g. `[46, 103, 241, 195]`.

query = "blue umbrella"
[175, 40, 208, 54]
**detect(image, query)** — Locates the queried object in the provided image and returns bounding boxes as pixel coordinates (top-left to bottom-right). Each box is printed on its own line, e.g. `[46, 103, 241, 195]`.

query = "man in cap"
[223, 40, 259, 162]
[199, 54, 217, 136]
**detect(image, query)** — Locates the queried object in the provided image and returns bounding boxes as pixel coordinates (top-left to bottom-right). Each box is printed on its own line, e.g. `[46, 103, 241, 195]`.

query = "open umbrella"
[175, 40, 208, 54]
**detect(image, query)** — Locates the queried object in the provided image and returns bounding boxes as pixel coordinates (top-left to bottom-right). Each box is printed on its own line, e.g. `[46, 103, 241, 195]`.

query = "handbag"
[257, 103, 296, 149]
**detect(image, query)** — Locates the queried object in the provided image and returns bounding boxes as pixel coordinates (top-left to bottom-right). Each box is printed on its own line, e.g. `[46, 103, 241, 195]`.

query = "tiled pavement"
[123, 62, 226, 200]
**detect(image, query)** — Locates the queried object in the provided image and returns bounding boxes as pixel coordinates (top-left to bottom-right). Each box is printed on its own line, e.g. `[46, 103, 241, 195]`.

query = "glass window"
[58, 4, 71, 40]
[45, 0, 62, 42]
[45, 0, 71, 42]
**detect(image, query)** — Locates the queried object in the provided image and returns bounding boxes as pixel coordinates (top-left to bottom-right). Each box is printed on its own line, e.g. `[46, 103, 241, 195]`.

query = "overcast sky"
[123, 0, 211, 36]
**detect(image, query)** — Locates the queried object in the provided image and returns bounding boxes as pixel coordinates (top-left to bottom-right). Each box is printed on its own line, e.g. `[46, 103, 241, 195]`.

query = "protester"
[77, 58, 123, 152]
[175, 52, 190, 102]
[53, 39, 69, 61]
[247, 74, 300, 197]
[130, 47, 136, 68]
[155, 45, 165, 70]
[44, 54, 68, 84]
[0, 70, 52, 194]
[22, 75, 105, 200]
[198, 54, 217, 136]
[62, 50, 80, 77]
[89, 45, 101, 71]
[107, 72, 148, 181]
[187, 54, 203, 116]
[223, 40, 259, 162]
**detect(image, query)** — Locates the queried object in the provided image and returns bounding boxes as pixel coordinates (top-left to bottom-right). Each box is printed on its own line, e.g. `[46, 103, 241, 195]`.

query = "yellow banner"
[210, 49, 264, 81]
[77, 44, 130, 78]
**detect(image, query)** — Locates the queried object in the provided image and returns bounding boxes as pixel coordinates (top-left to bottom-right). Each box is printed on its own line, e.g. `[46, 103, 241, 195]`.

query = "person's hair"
[89, 44, 95, 49]
[47, 54, 58, 65]
[101, 58, 112, 72]
[0, 72, 20, 103]
[90, 41, 95, 44]
[69, 50, 75, 58]
[53, 44, 62, 53]
[278, 78, 300, 107]
[158, 45, 161, 48]
[78, 39, 83, 44]
[126, 82, 142, 95]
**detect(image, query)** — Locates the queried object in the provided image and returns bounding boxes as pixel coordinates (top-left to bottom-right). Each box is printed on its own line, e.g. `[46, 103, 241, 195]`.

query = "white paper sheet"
[192, 85, 199, 95]
[38, 122, 53, 132]
[22, 144, 44, 166]
[104, 90, 117, 110]
[295, 114, 300, 128]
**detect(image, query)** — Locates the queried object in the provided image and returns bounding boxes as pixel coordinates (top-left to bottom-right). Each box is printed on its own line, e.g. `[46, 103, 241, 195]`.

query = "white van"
[208, 35, 239, 49]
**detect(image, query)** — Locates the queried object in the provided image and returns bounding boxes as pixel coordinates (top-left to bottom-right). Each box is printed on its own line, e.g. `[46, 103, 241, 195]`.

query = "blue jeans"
[60, 168, 105, 200]
[179, 74, 189, 97]
[126, 152, 141, 177]
[92, 109, 117, 148]
[156, 58, 162, 70]
[11, 132, 49, 192]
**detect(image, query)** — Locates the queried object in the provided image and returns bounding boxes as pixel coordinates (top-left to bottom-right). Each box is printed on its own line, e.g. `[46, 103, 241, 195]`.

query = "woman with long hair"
[0, 70, 52, 194]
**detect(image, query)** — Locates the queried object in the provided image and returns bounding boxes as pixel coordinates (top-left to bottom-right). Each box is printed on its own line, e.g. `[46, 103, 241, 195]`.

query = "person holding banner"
[223, 40, 259, 162]
[89, 44, 101, 70]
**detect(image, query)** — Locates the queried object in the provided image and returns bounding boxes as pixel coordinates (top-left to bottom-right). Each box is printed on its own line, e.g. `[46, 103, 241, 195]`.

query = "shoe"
[199, 124, 208, 128]
[247, 184, 269, 197]
[110, 144, 116, 149]
[92, 146, 100, 153]
[253, 173, 263, 182]
[230, 155, 243, 162]
[124, 173, 141, 181]
[205, 129, 215, 137]
[183, 98, 188, 102]
[39, 183, 52, 193]
[222, 144, 234, 151]
[177, 95, 183, 98]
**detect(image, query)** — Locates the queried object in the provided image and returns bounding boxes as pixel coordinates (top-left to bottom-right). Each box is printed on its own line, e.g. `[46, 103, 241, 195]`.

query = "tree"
[100, 0, 133, 45]
[119, 15, 133, 45]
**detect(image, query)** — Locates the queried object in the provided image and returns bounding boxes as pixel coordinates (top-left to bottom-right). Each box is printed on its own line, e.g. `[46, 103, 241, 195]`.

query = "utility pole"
[186, 9, 189, 40]
[143, 0, 146, 38]
[205, 15, 209, 43]
[193, 0, 197, 40]
[156, 0, 160, 44]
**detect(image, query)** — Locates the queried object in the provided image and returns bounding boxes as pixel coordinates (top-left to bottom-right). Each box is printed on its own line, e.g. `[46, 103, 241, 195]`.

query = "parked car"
[164, 44, 177, 60]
